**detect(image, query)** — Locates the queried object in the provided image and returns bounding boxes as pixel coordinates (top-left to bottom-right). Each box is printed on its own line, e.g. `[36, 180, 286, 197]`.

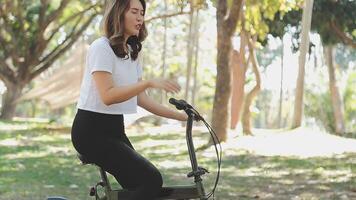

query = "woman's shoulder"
[89, 36, 111, 51]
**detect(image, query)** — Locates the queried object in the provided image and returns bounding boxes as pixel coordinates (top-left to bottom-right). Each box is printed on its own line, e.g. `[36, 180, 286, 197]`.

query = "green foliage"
[311, 0, 356, 46]
[256, 36, 283, 68]
[304, 69, 356, 134]
[244, 0, 302, 45]
[208, 0, 302, 45]
[265, 0, 356, 47]
[254, 90, 273, 128]
[334, 44, 356, 71]
[344, 71, 356, 133]
[304, 88, 335, 133]
[0, 0, 101, 71]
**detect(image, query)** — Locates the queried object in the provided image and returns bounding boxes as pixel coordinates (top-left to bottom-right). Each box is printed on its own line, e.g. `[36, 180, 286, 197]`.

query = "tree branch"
[226, 0, 244, 36]
[0, 3, 20, 63]
[39, 0, 49, 28]
[38, 16, 83, 67]
[0, 35, 10, 57]
[35, 0, 50, 57]
[15, 1, 26, 34]
[28, 2, 100, 73]
[218, 0, 228, 19]
[33, 0, 70, 60]
[43, 0, 71, 29]
[145, 11, 191, 23]
[330, 20, 356, 48]
[45, 2, 100, 43]
[0, 60, 16, 84]
[36, 3, 99, 69]
[30, 14, 97, 80]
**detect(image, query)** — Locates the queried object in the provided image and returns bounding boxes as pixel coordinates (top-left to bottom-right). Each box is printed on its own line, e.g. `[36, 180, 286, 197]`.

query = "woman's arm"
[138, 91, 188, 121]
[93, 72, 181, 106]
[93, 71, 149, 106]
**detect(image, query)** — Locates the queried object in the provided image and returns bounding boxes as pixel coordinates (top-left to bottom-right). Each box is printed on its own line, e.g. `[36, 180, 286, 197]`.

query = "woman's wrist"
[142, 80, 151, 89]
[176, 112, 188, 121]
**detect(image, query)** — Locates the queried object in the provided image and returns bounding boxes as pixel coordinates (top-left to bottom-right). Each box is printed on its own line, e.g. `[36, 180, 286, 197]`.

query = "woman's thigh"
[93, 139, 161, 189]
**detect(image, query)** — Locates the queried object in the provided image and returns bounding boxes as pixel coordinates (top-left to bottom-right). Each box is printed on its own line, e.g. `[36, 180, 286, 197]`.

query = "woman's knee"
[146, 168, 163, 189]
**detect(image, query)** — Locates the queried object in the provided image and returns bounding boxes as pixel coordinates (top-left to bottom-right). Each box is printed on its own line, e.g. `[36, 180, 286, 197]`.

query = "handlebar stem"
[186, 114, 206, 197]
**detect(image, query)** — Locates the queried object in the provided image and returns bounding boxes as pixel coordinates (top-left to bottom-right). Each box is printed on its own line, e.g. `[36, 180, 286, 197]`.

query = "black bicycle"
[48, 98, 222, 200]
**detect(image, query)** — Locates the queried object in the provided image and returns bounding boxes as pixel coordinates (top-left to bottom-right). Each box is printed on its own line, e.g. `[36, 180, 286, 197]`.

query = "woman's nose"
[137, 14, 143, 22]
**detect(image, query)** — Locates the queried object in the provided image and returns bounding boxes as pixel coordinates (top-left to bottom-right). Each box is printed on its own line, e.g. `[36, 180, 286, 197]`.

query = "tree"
[292, 0, 314, 128]
[0, 0, 101, 119]
[241, 35, 261, 135]
[230, 33, 248, 130]
[191, 9, 201, 106]
[266, 0, 355, 134]
[211, 0, 243, 142]
[184, 0, 195, 103]
[230, 0, 302, 134]
[311, 0, 355, 134]
[324, 45, 345, 134]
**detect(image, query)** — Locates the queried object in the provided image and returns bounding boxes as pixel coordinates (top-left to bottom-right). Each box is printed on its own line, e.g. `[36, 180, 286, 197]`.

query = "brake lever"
[187, 108, 203, 122]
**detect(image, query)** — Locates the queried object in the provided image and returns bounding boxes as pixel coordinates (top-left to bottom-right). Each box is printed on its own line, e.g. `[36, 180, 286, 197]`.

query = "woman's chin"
[132, 30, 139, 36]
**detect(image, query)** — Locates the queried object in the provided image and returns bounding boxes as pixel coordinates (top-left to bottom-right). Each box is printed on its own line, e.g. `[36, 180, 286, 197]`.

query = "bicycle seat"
[77, 153, 94, 165]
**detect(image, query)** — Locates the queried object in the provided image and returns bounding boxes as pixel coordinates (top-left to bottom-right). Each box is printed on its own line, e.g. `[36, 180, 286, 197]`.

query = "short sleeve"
[88, 39, 115, 74]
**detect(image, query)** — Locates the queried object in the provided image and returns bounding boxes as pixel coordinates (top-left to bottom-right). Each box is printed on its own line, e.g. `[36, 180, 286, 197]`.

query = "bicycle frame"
[84, 111, 208, 200]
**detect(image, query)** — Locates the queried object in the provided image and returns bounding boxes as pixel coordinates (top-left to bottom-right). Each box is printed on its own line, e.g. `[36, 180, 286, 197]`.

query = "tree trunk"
[0, 2, 99, 119]
[242, 40, 261, 135]
[230, 33, 248, 129]
[211, 0, 243, 143]
[191, 10, 200, 107]
[230, 50, 247, 129]
[161, 0, 168, 104]
[278, 37, 284, 128]
[292, 0, 314, 128]
[325, 45, 345, 135]
[1, 82, 24, 120]
[184, 4, 195, 101]
[212, 41, 232, 141]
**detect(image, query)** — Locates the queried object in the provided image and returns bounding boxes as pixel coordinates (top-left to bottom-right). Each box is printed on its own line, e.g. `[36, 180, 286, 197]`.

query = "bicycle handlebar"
[169, 98, 192, 110]
[169, 98, 203, 121]
[169, 98, 222, 199]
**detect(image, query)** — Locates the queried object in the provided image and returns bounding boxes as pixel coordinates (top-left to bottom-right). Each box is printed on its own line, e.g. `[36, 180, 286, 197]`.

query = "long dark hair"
[102, 0, 147, 60]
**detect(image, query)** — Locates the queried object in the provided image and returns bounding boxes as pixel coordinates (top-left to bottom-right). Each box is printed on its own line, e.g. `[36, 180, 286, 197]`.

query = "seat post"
[98, 167, 112, 199]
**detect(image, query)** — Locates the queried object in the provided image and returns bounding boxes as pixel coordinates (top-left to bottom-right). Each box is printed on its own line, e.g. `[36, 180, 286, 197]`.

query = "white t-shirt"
[77, 36, 143, 114]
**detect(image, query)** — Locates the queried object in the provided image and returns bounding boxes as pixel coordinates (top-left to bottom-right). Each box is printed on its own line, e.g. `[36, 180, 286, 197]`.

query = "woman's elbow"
[99, 88, 116, 106]
[102, 99, 113, 106]
[100, 95, 114, 106]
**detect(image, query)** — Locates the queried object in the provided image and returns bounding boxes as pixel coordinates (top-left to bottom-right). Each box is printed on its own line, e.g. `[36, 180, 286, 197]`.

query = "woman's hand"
[148, 78, 181, 93]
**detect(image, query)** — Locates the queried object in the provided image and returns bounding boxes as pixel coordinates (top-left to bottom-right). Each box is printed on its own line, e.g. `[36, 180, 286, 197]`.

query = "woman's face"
[124, 0, 144, 38]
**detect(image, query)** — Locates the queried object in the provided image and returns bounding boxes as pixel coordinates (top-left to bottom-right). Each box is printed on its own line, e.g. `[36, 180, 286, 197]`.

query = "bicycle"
[48, 98, 222, 200]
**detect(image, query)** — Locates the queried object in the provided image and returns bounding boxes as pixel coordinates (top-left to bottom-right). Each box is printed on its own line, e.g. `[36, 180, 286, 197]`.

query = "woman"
[71, 0, 187, 199]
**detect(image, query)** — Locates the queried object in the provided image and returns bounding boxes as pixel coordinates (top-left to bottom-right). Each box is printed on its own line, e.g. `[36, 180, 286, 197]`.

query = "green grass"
[0, 120, 355, 200]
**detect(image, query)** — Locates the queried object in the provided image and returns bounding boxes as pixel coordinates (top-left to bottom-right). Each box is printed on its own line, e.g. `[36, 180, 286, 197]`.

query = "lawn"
[0, 120, 355, 200]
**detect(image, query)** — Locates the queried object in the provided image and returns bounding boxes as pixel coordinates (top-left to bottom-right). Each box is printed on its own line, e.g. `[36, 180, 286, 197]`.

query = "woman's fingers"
[168, 80, 181, 91]
[157, 79, 179, 93]
[163, 82, 178, 93]
[164, 83, 178, 93]
[149, 78, 181, 93]
[165, 80, 181, 93]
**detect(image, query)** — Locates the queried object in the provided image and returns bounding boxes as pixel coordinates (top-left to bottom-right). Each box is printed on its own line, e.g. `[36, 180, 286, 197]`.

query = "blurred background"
[0, 0, 355, 199]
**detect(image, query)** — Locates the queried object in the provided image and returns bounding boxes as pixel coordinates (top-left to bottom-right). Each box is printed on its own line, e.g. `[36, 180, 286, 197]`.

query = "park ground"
[0, 120, 355, 200]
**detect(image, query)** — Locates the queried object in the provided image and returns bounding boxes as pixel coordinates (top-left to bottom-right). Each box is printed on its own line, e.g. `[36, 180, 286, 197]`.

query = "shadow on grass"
[1, 121, 355, 200]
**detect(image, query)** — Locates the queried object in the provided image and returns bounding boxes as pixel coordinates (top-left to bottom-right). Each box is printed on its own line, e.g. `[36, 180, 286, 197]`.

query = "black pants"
[71, 109, 163, 200]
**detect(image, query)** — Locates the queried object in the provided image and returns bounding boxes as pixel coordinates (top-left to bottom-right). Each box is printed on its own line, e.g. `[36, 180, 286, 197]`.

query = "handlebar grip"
[169, 98, 188, 110]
